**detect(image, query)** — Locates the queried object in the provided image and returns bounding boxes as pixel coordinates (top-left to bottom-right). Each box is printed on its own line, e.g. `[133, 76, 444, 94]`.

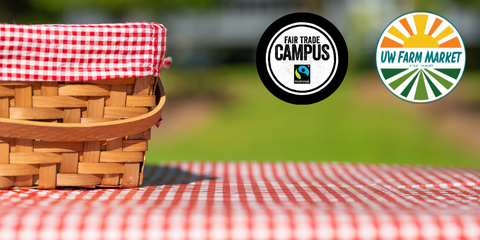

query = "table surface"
[1, 162, 480, 240]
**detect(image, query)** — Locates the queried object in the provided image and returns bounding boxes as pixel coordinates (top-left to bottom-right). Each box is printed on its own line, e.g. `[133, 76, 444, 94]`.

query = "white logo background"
[266, 22, 338, 95]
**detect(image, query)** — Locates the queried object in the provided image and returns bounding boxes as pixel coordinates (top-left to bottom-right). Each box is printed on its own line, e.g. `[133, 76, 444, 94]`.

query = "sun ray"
[423, 72, 442, 97]
[400, 14, 438, 48]
[423, 69, 453, 89]
[439, 37, 462, 48]
[413, 15, 428, 35]
[388, 26, 408, 41]
[380, 13, 462, 49]
[389, 68, 419, 90]
[400, 70, 421, 97]
[399, 18, 414, 36]
[435, 69, 461, 79]
[428, 18, 443, 36]
[414, 70, 428, 100]
[381, 69, 408, 80]
[434, 26, 454, 42]
[381, 37, 403, 48]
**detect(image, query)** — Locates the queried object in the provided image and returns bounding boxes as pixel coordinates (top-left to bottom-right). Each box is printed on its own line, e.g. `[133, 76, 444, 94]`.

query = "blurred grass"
[146, 66, 479, 168]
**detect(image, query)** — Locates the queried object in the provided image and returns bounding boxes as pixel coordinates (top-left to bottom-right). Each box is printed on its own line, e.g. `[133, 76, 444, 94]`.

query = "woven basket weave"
[0, 76, 165, 189]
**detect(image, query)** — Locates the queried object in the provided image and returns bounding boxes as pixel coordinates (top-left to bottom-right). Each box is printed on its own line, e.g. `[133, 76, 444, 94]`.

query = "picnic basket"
[0, 22, 169, 189]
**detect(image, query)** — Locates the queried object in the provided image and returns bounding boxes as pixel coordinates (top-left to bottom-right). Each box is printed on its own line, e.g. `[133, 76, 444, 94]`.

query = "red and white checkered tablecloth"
[1, 162, 480, 240]
[0, 22, 167, 81]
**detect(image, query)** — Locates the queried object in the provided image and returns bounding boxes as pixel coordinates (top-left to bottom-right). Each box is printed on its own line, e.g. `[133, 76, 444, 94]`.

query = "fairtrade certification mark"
[376, 12, 466, 103]
[257, 13, 348, 105]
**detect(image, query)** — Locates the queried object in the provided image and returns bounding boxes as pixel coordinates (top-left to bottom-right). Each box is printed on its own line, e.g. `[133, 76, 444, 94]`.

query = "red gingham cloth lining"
[1, 162, 480, 240]
[0, 22, 166, 81]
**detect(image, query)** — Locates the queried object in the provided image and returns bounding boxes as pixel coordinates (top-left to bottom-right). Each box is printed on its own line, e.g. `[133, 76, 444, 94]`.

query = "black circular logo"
[256, 12, 348, 104]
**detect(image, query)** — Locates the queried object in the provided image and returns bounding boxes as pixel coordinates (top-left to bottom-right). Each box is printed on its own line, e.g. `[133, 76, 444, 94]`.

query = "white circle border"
[265, 22, 340, 96]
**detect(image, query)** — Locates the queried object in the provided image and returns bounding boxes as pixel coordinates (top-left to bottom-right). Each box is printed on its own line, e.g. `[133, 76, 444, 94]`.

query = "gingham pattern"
[0, 22, 166, 81]
[1, 162, 480, 240]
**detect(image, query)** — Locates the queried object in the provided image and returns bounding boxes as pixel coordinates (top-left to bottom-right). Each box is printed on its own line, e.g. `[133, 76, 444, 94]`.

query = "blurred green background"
[3, 0, 480, 167]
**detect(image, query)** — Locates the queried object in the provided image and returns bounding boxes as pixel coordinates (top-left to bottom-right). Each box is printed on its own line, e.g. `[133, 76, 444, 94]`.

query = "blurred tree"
[301, 0, 322, 11]
[456, 0, 480, 8]
[412, 0, 480, 12]
[0, 1, 54, 23]
[0, 0, 219, 24]
[28, 0, 218, 14]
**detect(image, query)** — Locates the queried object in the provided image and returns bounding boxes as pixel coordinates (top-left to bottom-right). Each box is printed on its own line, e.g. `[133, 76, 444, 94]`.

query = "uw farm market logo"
[257, 13, 348, 104]
[376, 12, 466, 103]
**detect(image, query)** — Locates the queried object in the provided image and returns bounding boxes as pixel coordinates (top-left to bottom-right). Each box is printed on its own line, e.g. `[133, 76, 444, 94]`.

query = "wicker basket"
[0, 76, 165, 189]
[0, 22, 168, 189]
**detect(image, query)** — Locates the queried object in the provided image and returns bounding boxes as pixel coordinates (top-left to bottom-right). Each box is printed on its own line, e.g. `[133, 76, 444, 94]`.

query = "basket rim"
[0, 81, 165, 142]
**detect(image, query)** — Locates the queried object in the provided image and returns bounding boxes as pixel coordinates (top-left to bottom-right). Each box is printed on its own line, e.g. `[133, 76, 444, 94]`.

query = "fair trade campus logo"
[256, 13, 348, 105]
[376, 12, 466, 103]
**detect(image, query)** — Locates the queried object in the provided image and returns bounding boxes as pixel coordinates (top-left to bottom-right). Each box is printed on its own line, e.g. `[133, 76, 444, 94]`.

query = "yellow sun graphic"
[380, 14, 461, 48]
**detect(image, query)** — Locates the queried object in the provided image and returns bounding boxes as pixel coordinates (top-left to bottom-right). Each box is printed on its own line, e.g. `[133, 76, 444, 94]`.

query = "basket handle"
[0, 80, 166, 142]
